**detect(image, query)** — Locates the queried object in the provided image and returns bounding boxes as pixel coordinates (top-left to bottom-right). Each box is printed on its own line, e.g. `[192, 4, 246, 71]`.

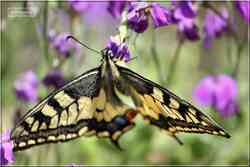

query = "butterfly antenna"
[127, 56, 138, 63]
[66, 35, 101, 55]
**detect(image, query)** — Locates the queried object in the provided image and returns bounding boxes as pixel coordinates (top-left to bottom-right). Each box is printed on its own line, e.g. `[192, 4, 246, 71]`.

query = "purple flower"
[127, 2, 174, 33]
[14, 70, 39, 102]
[68, 0, 89, 13]
[0, 129, 14, 166]
[173, 7, 199, 41]
[107, 36, 131, 62]
[107, 1, 127, 19]
[150, 3, 174, 28]
[127, 2, 150, 33]
[235, 1, 250, 24]
[51, 32, 80, 58]
[43, 69, 65, 89]
[193, 74, 238, 118]
[203, 8, 229, 48]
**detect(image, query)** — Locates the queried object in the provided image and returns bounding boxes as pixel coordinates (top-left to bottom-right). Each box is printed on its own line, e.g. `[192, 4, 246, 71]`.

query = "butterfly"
[11, 44, 230, 152]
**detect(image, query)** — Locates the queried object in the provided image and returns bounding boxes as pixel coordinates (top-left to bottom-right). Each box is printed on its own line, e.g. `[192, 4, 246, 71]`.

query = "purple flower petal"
[127, 2, 150, 33]
[193, 75, 216, 106]
[43, 69, 65, 89]
[0, 129, 14, 166]
[213, 74, 237, 112]
[68, 0, 89, 13]
[235, 1, 250, 24]
[178, 1, 197, 18]
[203, 8, 228, 48]
[150, 3, 174, 28]
[219, 100, 239, 118]
[14, 70, 39, 102]
[193, 74, 238, 118]
[107, 1, 127, 19]
[117, 43, 131, 62]
[107, 36, 131, 62]
[83, 2, 118, 29]
[174, 8, 199, 41]
[52, 32, 80, 58]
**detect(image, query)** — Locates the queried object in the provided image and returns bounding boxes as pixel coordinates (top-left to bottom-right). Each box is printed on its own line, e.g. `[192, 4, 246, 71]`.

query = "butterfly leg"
[168, 132, 184, 145]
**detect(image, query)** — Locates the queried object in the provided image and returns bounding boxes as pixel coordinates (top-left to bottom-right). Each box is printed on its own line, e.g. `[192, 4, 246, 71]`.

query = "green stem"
[151, 32, 164, 84]
[231, 42, 245, 78]
[226, 33, 233, 66]
[43, 1, 50, 66]
[203, 2, 246, 79]
[165, 39, 184, 86]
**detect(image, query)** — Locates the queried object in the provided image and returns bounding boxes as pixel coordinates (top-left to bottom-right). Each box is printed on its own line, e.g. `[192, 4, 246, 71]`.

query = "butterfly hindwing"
[11, 67, 136, 151]
[118, 66, 230, 144]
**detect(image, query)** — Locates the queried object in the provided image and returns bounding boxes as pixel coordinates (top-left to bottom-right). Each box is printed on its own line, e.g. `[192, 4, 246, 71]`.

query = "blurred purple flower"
[43, 69, 65, 89]
[68, 0, 89, 13]
[235, 1, 250, 24]
[107, 1, 127, 19]
[203, 8, 229, 48]
[0, 129, 14, 166]
[193, 74, 239, 118]
[150, 3, 174, 28]
[82, 2, 118, 32]
[107, 36, 131, 62]
[14, 70, 39, 102]
[173, 7, 199, 41]
[177, 1, 197, 18]
[51, 32, 80, 58]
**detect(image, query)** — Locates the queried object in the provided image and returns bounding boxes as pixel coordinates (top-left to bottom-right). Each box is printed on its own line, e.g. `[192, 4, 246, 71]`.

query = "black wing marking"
[118, 66, 230, 144]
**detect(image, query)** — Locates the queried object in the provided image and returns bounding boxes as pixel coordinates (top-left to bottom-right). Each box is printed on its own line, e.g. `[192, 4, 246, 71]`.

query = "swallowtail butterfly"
[11, 40, 230, 151]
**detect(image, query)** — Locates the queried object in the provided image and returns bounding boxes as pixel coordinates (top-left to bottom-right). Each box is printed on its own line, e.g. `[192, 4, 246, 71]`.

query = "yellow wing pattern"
[119, 66, 230, 144]
[11, 68, 136, 151]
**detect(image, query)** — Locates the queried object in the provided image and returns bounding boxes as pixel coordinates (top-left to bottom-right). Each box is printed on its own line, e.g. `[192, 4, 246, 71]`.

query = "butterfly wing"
[11, 67, 136, 151]
[118, 66, 230, 144]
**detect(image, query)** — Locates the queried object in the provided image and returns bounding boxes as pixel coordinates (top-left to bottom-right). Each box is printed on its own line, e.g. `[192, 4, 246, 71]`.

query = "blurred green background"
[1, 1, 249, 166]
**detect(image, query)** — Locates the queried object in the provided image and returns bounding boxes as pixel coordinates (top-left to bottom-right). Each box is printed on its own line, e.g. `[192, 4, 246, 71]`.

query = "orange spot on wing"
[126, 110, 138, 121]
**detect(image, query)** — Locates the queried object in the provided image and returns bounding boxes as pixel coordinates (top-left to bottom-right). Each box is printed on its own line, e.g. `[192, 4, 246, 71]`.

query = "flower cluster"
[106, 35, 131, 62]
[125, 1, 200, 41]
[124, 1, 249, 44]
[127, 2, 173, 33]
[0, 130, 14, 166]
[193, 74, 238, 118]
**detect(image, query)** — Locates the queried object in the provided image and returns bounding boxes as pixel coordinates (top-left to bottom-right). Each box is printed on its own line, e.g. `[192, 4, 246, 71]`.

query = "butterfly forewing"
[11, 67, 135, 151]
[118, 66, 230, 144]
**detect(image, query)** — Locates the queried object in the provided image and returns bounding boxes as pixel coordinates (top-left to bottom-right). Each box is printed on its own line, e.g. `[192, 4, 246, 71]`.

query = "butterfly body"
[11, 48, 230, 151]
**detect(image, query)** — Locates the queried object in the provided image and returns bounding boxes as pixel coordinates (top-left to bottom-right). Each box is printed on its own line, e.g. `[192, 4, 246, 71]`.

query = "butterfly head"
[101, 48, 114, 61]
